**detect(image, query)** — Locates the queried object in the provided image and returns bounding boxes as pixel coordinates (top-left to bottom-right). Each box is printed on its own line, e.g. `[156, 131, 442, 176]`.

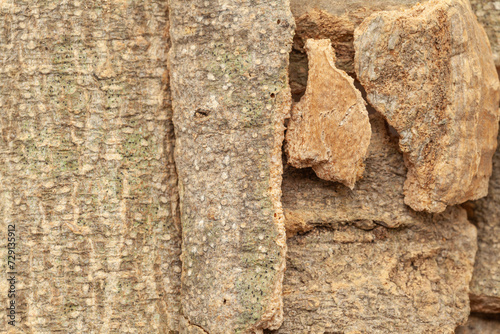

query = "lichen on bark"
[0, 1, 181, 332]
[168, 0, 294, 333]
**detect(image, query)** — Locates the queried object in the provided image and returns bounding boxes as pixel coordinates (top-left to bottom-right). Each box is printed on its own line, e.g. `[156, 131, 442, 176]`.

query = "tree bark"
[0, 1, 181, 332]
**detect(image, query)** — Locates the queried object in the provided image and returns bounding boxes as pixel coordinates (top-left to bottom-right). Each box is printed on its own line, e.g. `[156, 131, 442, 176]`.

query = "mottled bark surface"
[276, 114, 477, 333]
[469, 128, 500, 313]
[169, 1, 294, 333]
[355, 0, 500, 213]
[0, 1, 181, 332]
[285, 39, 370, 189]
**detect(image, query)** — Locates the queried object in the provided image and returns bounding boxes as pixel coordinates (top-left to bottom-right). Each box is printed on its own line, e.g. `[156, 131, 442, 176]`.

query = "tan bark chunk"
[168, 1, 294, 333]
[283, 113, 422, 236]
[286, 39, 371, 189]
[355, 0, 500, 213]
[276, 114, 477, 333]
[469, 128, 500, 314]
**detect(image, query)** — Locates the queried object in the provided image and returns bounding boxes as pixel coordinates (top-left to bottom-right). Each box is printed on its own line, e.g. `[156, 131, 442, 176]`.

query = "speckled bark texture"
[455, 314, 500, 334]
[355, 0, 500, 213]
[168, 1, 294, 333]
[0, 1, 181, 333]
[469, 128, 500, 314]
[285, 39, 370, 189]
[470, 0, 500, 66]
[274, 114, 477, 334]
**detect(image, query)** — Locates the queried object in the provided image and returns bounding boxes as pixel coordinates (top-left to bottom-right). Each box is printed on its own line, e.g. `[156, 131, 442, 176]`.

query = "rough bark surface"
[469, 128, 500, 314]
[168, 1, 294, 333]
[0, 1, 181, 333]
[289, 0, 500, 97]
[290, 1, 422, 74]
[283, 114, 427, 238]
[285, 39, 370, 189]
[355, 0, 500, 213]
[455, 314, 500, 334]
[275, 114, 477, 334]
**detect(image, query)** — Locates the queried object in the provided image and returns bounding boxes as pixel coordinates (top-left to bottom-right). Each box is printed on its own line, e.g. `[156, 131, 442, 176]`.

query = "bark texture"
[283, 114, 426, 237]
[275, 114, 477, 334]
[285, 39, 370, 189]
[289, 0, 500, 98]
[168, 1, 294, 332]
[455, 314, 500, 334]
[355, 0, 500, 213]
[290, 1, 422, 75]
[0, 1, 181, 332]
[469, 128, 500, 314]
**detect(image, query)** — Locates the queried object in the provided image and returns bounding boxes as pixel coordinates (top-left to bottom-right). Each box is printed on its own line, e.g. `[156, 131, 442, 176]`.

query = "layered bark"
[0, 0, 181, 332]
[275, 114, 477, 333]
[286, 39, 370, 189]
[355, 0, 500, 213]
[168, 0, 294, 332]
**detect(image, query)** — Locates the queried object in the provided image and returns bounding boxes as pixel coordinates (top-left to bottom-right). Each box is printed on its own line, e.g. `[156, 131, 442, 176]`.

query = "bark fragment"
[0, 1, 181, 332]
[355, 0, 500, 213]
[285, 39, 371, 189]
[275, 114, 477, 333]
[469, 128, 500, 314]
[168, 1, 294, 332]
[283, 113, 424, 238]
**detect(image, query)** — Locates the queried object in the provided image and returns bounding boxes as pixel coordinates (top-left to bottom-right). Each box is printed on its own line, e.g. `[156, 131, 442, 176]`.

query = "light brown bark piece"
[274, 114, 477, 333]
[469, 128, 500, 314]
[283, 113, 424, 237]
[168, 1, 294, 333]
[0, 1, 181, 332]
[355, 0, 500, 213]
[286, 39, 371, 189]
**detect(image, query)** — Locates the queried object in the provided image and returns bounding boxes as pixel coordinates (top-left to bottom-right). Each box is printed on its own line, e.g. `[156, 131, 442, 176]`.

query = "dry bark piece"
[469, 129, 500, 314]
[275, 115, 477, 333]
[286, 39, 371, 189]
[455, 314, 500, 334]
[0, 1, 181, 332]
[169, 1, 294, 333]
[355, 0, 500, 213]
[283, 113, 425, 238]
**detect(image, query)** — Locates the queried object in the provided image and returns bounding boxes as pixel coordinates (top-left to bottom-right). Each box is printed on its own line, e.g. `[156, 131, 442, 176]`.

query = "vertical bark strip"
[0, 1, 181, 332]
[169, 1, 294, 332]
